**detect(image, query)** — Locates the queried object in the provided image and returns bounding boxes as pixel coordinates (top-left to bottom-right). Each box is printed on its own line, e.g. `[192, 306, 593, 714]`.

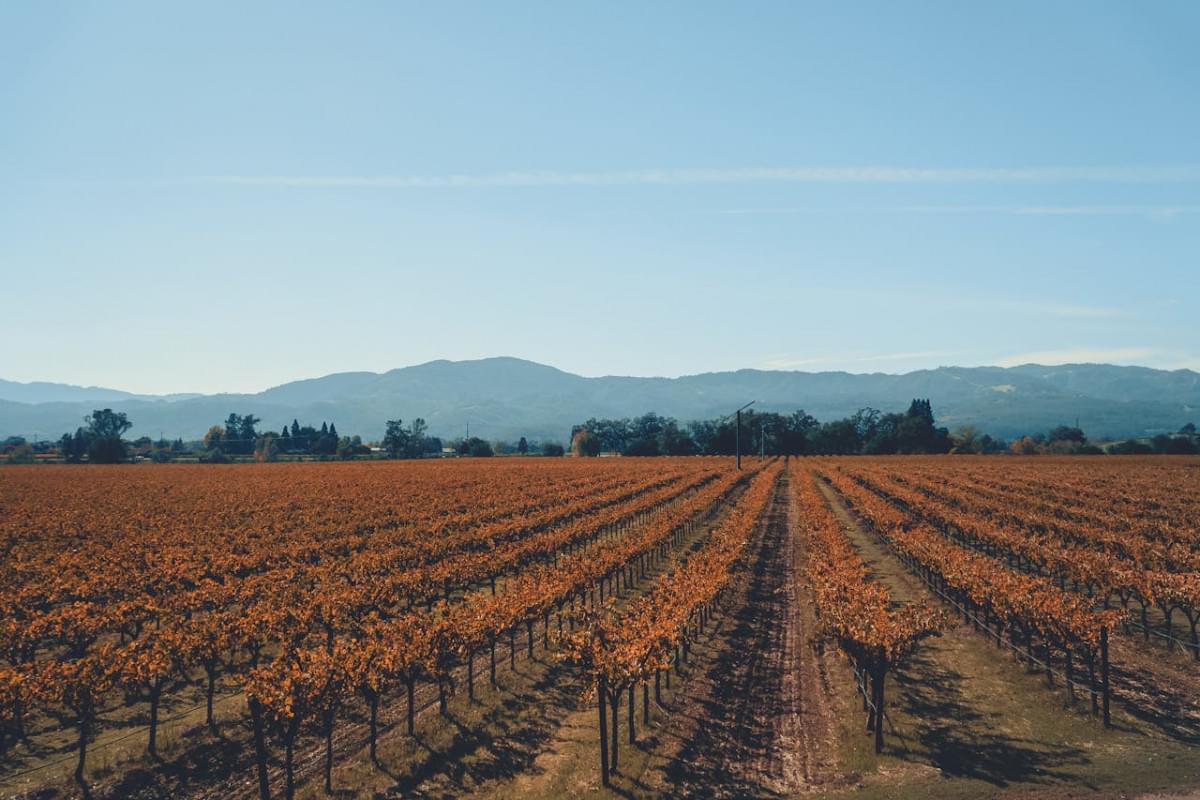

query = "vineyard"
[1, 455, 1199, 799]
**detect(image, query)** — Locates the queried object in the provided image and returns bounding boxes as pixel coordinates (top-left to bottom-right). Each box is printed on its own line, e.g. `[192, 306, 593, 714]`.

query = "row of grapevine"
[791, 464, 941, 751]
[838, 465, 1200, 658]
[0, 459, 740, 795]
[891, 465, 1199, 569]
[819, 467, 1121, 725]
[561, 460, 782, 785]
[237, 462, 763, 799]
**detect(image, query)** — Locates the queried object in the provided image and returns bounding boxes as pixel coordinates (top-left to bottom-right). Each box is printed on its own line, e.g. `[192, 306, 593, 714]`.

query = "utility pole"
[728, 401, 755, 470]
[760, 421, 765, 461]
[736, 410, 741, 470]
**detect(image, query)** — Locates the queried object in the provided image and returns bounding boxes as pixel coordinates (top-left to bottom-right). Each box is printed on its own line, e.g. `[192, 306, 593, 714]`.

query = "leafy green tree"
[406, 419, 428, 458]
[84, 409, 132, 463]
[813, 419, 861, 454]
[661, 419, 697, 455]
[576, 418, 628, 453]
[223, 414, 242, 452]
[570, 429, 601, 457]
[517, 436, 529, 455]
[457, 437, 492, 457]
[1047, 425, 1086, 444]
[383, 419, 410, 458]
[59, 430, 86, 462]
[239, 415, 261, 448]
[203, 425, 225, 452]
[951, 425, 985, 454]
[1152, 434, 1198, 454]
[337, 435, 370, 460]
[312, 423, 339, 456]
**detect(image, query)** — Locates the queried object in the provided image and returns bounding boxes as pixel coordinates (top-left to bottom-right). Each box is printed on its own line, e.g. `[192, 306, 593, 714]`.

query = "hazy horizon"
[6, 354, 1200, 399]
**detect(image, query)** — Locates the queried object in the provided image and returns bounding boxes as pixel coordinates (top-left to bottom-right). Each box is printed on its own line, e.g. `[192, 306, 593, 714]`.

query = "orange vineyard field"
[2, 455, 1199, 799]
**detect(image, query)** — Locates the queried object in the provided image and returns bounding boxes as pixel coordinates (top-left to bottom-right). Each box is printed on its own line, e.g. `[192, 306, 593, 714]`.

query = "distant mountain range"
[2, 358, 1197, 443]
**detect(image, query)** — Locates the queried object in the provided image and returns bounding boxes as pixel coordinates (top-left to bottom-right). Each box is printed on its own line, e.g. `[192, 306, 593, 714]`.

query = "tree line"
[22, 410, 563, 463]
[6, 404, 1197, 464]
[570, 400, 956, 456]
[569, 403, 1200, 457]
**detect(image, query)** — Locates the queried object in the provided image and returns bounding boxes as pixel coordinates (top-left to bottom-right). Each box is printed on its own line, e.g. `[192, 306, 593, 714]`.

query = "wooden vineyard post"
[597, 676, 610, 787]
[610, 689, 619, 771]
[367, 691, 380, 763]
[1065, 648, 1075, 705]
[874, 647, 886, 754]
[628, 685, 635, 744]
[1087, 650, 1098, 716]
[1101, 627, 1111, 728]
[249, 696, 270, 800]
[490, 635, 498, 688]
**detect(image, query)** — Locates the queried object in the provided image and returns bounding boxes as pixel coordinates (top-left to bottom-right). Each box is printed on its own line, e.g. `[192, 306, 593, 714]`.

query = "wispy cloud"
[994, 347, 1156, 367]
[719, 204, 1200, 219]
[1014, 205, 1200, 219]
[1025, 303, 1132, 320]
[200, 165, 1200, 189]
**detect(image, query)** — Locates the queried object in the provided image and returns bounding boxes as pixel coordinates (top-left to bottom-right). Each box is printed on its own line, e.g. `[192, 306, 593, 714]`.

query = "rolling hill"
[1, 358, 1196, 443]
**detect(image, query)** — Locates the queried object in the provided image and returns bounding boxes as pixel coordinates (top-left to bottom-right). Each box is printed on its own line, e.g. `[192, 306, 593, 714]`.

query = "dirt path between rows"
[650, 465, 843, 797]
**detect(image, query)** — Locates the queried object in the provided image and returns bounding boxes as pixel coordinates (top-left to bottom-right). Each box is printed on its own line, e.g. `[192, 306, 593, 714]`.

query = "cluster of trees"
[1005, 422, 1199, 455]
[57, 409, 134, 464]
[381, 418, 443, 459]
[1107, 423, 1199, 455]
[570, 400, 954, 457]
[38, 409, 563, 464]
[200, 415, 372, 462]
[1007, 425, 1101, 455]
[496, 437, 564, 457]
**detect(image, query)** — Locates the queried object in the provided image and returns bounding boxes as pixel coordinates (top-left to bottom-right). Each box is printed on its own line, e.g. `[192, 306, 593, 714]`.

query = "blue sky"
[2, 1, 1198, 394]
